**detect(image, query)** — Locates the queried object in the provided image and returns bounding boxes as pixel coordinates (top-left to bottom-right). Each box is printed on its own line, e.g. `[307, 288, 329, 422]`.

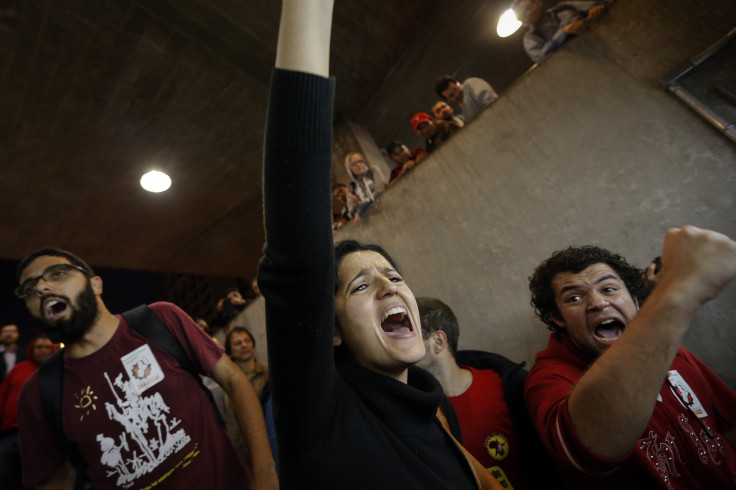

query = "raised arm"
[567, 226, 736, 458]
[275, 0, 333, 77]
[259, 0, 339, 449]
[212, 355, 278, 489]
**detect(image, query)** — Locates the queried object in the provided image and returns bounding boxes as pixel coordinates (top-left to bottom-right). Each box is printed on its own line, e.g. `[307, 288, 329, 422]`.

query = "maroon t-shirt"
[18, 302, 249, 489]
[450, 366, 533, 489]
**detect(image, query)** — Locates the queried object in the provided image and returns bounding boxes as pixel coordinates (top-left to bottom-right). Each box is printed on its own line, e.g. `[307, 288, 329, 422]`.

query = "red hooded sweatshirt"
[0, 337, 57, 431]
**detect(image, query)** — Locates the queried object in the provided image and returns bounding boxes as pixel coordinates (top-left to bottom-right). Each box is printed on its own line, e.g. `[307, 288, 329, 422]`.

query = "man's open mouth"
[380, 306, 414, 337]
[43, 297, 69, 322]
[593, 318, 624, 343]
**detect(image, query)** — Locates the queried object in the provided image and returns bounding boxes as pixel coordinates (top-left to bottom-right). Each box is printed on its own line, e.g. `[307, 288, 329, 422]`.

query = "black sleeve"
[258, 69, 341, 445]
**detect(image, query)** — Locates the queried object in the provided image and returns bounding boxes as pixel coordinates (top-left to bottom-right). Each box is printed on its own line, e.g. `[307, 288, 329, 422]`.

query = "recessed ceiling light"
[140, 170, 172, 193]
[497, 9, 522, 38]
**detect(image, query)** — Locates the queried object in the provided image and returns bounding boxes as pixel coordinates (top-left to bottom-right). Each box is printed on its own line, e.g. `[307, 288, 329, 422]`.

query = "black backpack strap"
[122, 305, 225, 428]
[38, 349, 65, 442]
[122, 305, 196, 373]
[38, 349, 91, 489]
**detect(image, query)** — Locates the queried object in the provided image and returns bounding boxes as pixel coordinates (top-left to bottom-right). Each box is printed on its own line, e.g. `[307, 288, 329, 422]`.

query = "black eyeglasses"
[15, 263, 92, 299]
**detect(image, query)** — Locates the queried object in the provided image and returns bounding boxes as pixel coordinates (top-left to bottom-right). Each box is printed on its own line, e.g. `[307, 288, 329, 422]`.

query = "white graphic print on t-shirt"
[94, 348, 192, 487]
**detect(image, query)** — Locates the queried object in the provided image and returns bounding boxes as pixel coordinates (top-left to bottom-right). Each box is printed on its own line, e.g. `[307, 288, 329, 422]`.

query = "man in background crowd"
[435, 75, 498, 121]
[0, 324, 23, 384]
[411, 112, 460, 153]
[417, 297, 559, 489]
[385, 140, 428, 186]
[432, 101, 464, 128]
[512, 0, 609, 62]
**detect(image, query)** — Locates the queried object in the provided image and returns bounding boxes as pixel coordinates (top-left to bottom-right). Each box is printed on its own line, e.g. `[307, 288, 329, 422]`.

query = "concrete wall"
[336, 0, 736, 387]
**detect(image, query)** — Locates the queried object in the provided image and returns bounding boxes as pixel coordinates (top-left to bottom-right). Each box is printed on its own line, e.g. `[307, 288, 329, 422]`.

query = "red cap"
[410, 112, 432, 131]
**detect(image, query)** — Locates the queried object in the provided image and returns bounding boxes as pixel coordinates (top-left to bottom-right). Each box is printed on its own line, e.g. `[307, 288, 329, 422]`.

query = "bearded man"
[14, 248, 277, 489]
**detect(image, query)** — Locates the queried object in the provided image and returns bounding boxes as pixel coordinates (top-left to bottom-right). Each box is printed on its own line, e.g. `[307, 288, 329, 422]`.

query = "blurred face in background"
[349, 153, 368, 178]
[32, 337, 54, 364]
[0, 325, 18, 347]
[432, 101, 454, 121]
[389, 145, 412, 165]
[229, 331, 255, 363]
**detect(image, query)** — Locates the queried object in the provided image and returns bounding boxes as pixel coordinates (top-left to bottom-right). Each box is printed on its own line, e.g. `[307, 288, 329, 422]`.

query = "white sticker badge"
[121, 344, 165, 394]
[667, 370, 707, 418]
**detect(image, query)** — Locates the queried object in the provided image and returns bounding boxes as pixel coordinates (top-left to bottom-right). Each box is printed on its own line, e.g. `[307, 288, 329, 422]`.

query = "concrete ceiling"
[0, 0, 427, 278]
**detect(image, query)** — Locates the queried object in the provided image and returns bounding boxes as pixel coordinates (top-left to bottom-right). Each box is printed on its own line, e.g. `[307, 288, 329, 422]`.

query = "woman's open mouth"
[381, 306, 414, 338]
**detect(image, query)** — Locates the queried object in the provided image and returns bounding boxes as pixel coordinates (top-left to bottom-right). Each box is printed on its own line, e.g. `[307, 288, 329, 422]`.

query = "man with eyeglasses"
[13, 248, 278, 489]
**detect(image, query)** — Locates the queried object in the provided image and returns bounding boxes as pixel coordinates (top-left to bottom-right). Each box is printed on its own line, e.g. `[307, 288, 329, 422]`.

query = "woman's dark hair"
[334, 240, 401, 291]
[529, 245, 648, 331]
[225, 326, 255, 356]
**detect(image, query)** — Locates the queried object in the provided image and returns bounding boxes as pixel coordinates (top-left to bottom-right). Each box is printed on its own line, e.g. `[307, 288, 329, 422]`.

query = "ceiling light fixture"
[140, 170, 172, 193]
[497, 9, 522, 38]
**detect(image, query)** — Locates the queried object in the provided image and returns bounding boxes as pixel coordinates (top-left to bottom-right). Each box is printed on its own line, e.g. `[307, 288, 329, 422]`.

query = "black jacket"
[456, 350, 562, 489]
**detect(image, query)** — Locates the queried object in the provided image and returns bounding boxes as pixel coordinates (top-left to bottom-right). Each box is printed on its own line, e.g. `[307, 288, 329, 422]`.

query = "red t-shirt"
[525, 333, 736, 489]
[18, 302, 249, 489]
[450, 366, 533, 489]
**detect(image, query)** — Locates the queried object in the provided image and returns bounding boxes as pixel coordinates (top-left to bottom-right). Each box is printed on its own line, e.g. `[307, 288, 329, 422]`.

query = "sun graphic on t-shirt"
[74, 386, 98, 421]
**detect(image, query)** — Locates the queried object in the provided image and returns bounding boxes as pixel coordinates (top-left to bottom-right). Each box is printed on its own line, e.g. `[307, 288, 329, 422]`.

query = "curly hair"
[529, 246, 648, 331]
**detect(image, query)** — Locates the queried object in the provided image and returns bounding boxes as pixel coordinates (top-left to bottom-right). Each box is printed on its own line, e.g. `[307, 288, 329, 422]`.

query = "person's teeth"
[383, 306, 406, 321]
[45, 300, 60, 316]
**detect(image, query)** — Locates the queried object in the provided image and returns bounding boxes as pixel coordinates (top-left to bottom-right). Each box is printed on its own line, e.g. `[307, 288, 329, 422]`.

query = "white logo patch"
[121, 344, 165, 394]
[667, 370, 707, 418]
